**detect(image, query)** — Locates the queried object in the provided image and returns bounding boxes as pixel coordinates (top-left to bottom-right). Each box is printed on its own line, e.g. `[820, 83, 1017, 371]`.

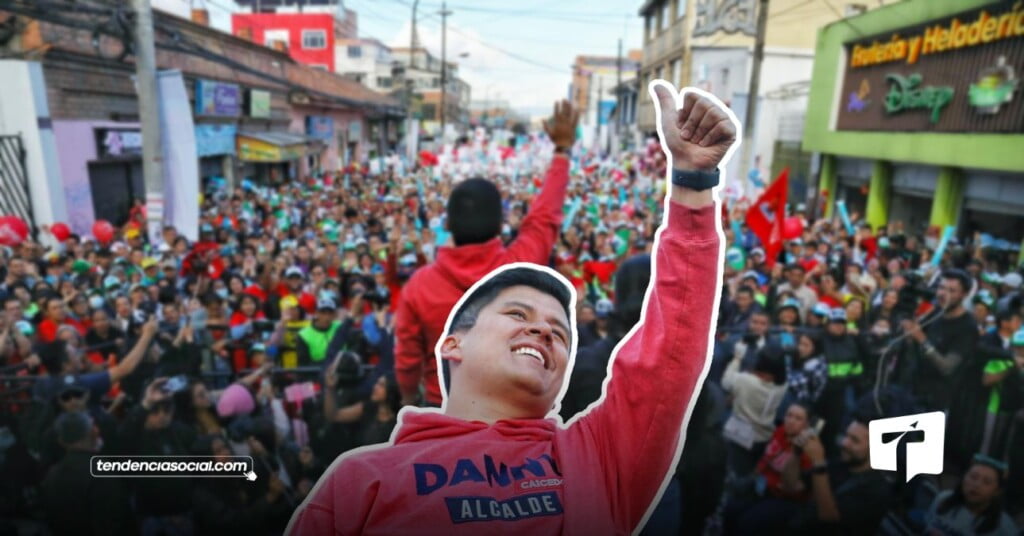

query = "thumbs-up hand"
[650, 81, 737, 172]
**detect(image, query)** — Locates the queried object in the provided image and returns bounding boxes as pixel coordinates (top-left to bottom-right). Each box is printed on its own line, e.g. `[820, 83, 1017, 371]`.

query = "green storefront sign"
[883, 73, 954, 123]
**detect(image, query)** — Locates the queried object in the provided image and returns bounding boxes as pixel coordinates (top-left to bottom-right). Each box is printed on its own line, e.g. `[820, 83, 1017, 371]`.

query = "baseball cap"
[103, 275, 121, 290]
[828, 308, 847, 323]
[285, 266, 305, 279]
[811, 303, 831, 317]
[778, 297, 801, 312]
[595, 298, 614, 319]
[316, 297, 337, 311]
[1011, 328, 1024, 347]
[279, 295, 299, 310]
[1003, 272, 1022, 290]
[750, 247, 766, 259]
[140, 257, 158, 269]
[124, 228, 140, 240]
[251, 343, 266, 353]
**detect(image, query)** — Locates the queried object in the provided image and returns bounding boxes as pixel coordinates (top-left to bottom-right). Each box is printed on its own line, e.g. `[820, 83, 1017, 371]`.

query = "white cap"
[1004, 272, 1022, 289]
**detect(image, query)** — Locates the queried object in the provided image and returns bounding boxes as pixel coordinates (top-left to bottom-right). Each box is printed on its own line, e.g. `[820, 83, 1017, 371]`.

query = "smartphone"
[813, 417, 826, 435]
[163, 375, 189, 393]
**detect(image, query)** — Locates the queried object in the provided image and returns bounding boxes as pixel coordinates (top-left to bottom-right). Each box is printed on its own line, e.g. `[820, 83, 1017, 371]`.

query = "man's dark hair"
[612, 254, 651, 335]
[447, 178, 502, 246]
[735, 287, 754, 299]
[754, 343, 787, 385]
[942, 268, 972, 294]
[448, 267, 572, 341]
[55, 411, 92, 447]
[995, 309, 1020, 327]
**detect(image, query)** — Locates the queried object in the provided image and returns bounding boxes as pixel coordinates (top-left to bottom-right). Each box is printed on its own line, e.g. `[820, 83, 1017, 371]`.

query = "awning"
[236, 131, 323, 163]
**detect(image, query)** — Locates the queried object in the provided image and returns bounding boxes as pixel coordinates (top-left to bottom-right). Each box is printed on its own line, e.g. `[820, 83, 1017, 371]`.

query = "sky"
[202, 0, 644, 120]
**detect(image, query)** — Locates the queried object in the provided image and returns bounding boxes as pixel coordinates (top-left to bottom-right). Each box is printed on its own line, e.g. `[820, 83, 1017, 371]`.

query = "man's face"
[578, 306, 595, 325]
[163, 305, 180, 326]
[734, 291, 753, 311]
[115, 297, 131, 317]
[839, 421, 870, 466]
[314, 309, 335, 328]
[287, 275, 304, 292]
[936, 277, 966, 310]
[4, 300, 22, 322]
[47, 300, 65, 322]
[748, 314, 769, 337]
[444, 286, 572, 416]
[8, 258, 24, 279]
[827, 321, 846, 337]
[786, 268, 804, 288]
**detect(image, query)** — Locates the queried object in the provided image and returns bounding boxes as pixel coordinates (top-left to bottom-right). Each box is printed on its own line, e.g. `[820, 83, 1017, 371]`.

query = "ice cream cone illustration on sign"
[969, 56, 1018, 114]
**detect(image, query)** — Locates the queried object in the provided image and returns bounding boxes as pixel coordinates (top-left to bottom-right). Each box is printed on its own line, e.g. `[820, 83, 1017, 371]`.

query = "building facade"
[803, 0, 1024, 243]
[232, 12, 338, 71]
[0, 6, 401, 235]
[570, 54, 641, 152]
[392, 47, 471, 140]
[635, 0, 882, 191]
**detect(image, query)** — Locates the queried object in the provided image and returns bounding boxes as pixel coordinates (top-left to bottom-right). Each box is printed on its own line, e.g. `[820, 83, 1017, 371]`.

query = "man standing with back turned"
[287, 81, 734, 535]
[395, 100, 579, 407]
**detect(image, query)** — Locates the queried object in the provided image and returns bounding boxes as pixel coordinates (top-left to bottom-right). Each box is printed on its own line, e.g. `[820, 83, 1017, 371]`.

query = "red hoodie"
[287, 202, 721, 535]
[396, 156, 570, 405]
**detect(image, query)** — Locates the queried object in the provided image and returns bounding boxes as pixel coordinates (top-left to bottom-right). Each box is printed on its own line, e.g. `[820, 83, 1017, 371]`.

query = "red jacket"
[395, 156, 570, 405]
[287, 202, 722, 535]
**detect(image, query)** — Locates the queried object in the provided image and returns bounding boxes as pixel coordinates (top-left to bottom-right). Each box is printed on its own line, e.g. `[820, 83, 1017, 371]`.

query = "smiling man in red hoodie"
[287, 81, 735, 535]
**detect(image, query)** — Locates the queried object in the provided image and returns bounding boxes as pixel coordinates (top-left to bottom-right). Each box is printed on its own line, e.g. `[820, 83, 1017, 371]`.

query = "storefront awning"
[236, 131, 323, 163]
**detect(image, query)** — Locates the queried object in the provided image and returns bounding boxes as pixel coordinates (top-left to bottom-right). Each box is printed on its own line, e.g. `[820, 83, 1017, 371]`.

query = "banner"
[158, 70, 200, 242]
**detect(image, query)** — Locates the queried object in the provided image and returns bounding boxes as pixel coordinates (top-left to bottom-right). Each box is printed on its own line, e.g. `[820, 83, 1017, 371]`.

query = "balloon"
[0, 215, 29, 247]
[92, 220, 114, 244]
[50, 222, 71, 241]
[783, 216, 804, 240]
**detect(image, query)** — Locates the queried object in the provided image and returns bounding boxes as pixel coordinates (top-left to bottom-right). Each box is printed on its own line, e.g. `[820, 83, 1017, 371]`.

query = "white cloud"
[386, 20, 568, 119]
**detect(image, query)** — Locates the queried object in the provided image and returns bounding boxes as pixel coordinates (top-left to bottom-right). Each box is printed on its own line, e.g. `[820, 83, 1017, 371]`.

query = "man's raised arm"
[504, 100, 578, 263]
[570, 82, 735, 533]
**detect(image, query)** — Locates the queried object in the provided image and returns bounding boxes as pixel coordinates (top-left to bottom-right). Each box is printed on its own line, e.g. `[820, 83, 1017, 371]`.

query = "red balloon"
[50, 222, 71, 241]
[0, 215, 29, 247]
[783, 216, 804, 240]
[92, 220, 114, 244]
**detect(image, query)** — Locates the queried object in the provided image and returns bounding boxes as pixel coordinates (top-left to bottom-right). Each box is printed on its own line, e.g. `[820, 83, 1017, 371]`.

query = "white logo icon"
[869, 412, 945, 482]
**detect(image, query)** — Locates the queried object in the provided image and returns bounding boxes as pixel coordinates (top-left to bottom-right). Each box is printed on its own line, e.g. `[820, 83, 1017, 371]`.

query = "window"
[264, 29, 289, 47]
[645, 15, 652, 42]
[422, 103, 437, 119]
[347, 45, 362, 58]
[660, 2, 671, 31]
[302, 29, 327, 50]
[310, 64, 328, 71]
[671, 59, 681, 86]
[678, 0, 686, 19]
[377, 77, 392, 88]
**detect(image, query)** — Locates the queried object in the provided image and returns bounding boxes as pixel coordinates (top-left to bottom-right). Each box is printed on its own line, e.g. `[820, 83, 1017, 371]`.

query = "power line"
[823, 0, 864, 37]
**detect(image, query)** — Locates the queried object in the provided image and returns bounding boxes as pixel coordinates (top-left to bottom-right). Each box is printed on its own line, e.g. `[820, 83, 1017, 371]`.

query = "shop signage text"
[195, 79, 241, 117]
[850, 3, 1024, 68]
[836, 2, 1024, 133]
[306, 116, 334, 139]
[883, 74, 954, 123]
[96, 129, 142, 158]
[238, 136, 304, 162]
[249, 90, 271, 118]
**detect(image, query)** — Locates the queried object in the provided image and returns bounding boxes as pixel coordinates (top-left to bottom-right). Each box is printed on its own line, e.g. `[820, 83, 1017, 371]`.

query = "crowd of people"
[1, 105, 1023, 535]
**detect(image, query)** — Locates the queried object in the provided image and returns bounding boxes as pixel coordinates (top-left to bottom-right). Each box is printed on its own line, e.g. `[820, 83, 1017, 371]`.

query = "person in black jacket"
[118, 377, 197, 535]
[191, 434, 292, 536]
[41, 411, 134, 536]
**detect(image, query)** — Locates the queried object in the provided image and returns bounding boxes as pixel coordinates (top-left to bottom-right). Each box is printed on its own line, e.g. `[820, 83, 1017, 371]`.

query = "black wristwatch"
[811, 463, 828, 475]
[671, 168, 720, 191]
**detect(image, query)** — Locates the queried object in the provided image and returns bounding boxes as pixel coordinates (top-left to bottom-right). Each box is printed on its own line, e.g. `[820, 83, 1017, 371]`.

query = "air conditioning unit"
[844, 4, 867, 17]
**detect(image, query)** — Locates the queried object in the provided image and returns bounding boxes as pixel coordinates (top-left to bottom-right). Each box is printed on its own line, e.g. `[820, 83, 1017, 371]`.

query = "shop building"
[803, 0, 1024, 242]
[0, 5, 400, 234]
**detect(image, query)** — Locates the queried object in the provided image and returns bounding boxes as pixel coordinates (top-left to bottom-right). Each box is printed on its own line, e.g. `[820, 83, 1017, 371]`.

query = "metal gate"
[0, 134, 35, 235]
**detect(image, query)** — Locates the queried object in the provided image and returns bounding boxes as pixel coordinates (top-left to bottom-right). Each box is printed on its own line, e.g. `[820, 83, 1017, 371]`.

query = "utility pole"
[133, 0, 165, 245]
[409, 0, 420, 69]
[439, 1, 452, 144]
[615, 38, 622, 155]
[739, 0, 769, 195]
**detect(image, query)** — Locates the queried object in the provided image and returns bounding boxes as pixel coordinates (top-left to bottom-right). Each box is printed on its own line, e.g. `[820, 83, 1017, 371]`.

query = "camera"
[895, 270, 934, 319]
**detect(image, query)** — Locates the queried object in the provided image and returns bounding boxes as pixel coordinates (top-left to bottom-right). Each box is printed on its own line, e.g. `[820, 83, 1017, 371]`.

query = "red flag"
[745, 167, 789, 267]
